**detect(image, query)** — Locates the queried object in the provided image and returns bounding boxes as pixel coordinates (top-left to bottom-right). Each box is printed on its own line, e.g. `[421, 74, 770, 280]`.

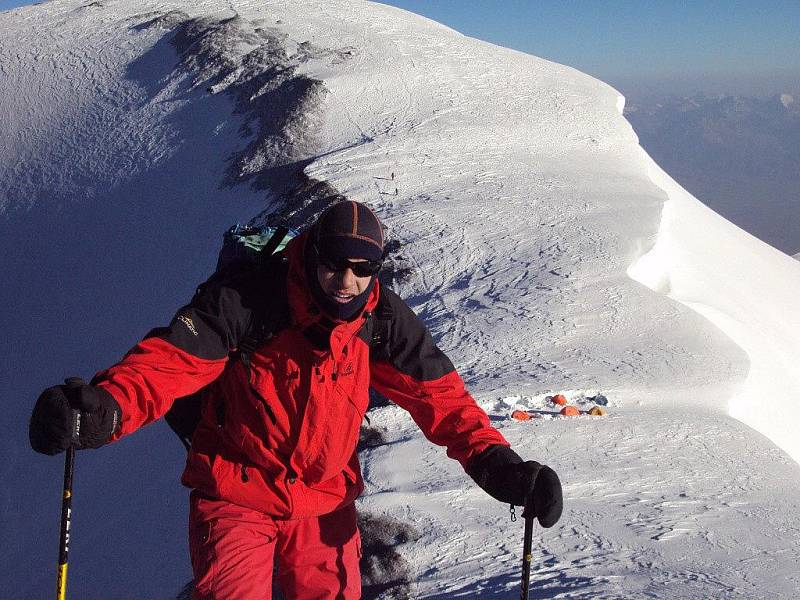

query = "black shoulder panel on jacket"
[145, 259, 286, 361]
[376, 287, 456, 382]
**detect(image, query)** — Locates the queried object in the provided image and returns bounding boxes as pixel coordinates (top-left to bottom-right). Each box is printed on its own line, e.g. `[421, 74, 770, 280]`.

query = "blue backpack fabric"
[216, 224, 298, 271]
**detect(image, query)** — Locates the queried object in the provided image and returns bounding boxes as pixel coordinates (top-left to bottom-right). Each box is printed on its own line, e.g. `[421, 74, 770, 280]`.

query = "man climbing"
[30, 200, 562, 599]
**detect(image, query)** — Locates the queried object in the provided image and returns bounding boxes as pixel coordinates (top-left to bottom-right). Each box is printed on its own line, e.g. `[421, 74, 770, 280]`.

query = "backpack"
[163, 222, 392, 451]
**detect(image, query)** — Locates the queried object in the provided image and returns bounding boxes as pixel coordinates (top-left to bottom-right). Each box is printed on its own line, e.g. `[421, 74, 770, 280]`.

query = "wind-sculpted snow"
[148, 9, 375, 224]
[0, 4, 345, 219]
[166, 13, 330, 195]
[363, 401, 800, 598]
[629, 156, 800, 466]
[280, 0, 749, 399]
[2, 1, 800, 599]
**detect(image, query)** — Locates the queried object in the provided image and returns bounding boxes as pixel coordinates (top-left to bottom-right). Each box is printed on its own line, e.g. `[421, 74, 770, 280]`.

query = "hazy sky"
[377, 0, 800, 99]
[2, 0, 798, 98]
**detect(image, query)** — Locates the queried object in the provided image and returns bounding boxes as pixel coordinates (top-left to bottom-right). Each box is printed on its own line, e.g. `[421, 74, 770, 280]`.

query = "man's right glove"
[467, 444, 563, 528]
[29, 378, 121, 456]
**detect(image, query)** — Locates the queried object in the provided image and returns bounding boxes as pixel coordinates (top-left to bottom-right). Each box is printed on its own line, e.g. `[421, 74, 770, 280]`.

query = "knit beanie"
[304, 200, 384, 322]
[312, 200, 384, 261]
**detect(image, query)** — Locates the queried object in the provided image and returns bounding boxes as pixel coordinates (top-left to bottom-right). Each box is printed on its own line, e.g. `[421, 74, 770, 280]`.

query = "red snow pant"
[189, 492, 362, 599]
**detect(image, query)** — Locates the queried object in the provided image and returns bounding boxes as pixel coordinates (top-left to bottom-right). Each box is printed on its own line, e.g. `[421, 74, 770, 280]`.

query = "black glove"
[467, 444, 563, 528]
[30, 377, 121, 455]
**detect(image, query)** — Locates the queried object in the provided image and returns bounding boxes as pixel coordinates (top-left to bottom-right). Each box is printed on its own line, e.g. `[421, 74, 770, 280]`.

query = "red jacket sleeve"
[369, 288, 508, 468]
[94, 339, 227, 439]
[93, 270, 262, 439]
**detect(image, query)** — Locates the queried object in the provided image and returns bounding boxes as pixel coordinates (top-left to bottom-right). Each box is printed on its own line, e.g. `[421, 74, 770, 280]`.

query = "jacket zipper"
[248, 369, 278, 425]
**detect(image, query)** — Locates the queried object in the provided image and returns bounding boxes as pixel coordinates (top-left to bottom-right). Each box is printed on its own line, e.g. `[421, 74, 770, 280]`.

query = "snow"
[2, 1, 799, 598]
[629, 159, 800, 467]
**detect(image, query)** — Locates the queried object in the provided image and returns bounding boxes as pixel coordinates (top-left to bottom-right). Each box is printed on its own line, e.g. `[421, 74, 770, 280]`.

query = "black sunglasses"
[314, 245, 383, 277]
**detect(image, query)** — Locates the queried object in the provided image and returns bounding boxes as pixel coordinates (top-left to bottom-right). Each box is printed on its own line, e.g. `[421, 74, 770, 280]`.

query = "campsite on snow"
[2, 1, 800, 598]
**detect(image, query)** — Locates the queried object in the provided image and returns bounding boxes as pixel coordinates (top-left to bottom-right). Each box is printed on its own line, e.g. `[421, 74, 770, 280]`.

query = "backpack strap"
[238, 253, 291, 367]
[165, 253, 290, 450]
[365, 289, 394, 357]
[258, 224, 292, 262]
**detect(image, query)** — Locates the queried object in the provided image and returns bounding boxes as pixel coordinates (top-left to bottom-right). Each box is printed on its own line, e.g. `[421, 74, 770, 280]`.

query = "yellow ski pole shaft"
[58, 377, 85, 600]
[56, 442, 76, 600]
[520, 493, 536, 600]
[520, 512, 534, 600]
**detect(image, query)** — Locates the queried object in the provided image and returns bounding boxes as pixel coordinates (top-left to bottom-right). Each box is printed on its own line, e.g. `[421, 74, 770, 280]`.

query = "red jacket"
[95, 233, 508, 518]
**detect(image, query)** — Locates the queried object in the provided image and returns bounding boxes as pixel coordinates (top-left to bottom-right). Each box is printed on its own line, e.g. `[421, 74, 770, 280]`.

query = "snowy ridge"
[629, 156, 800, 465]
[285, 0, 749, 401]
[2, 1, 800, 598]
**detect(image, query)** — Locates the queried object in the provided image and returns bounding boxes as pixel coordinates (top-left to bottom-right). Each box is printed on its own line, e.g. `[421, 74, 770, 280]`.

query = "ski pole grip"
[63, 378, 85, 444]
[521, 492, 535, 521]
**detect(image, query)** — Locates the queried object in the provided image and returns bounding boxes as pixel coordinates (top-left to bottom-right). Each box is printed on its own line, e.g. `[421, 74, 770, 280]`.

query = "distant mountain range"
[625, 93, 800, 254]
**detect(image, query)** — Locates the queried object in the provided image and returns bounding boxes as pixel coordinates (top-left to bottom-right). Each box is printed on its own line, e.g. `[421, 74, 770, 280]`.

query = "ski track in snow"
[2, 1, 800, 598]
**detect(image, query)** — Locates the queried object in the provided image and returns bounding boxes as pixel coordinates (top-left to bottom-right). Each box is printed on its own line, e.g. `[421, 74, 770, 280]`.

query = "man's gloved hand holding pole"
[467, 444, 563, 599]
[30, 378, 121, 456]
[467, 444, 563, 527]
[30, 377, 122, 599]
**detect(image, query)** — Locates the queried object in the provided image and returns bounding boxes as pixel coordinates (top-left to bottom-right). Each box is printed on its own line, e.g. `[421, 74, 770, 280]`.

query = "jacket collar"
[283, 231, 379, 351]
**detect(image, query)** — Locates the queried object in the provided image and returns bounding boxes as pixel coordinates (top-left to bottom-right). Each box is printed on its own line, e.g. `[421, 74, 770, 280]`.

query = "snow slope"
[2, 1, 799, 598]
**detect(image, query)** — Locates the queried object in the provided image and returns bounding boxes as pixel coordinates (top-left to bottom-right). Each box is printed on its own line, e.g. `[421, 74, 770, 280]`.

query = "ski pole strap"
[520, 512, 534, 600]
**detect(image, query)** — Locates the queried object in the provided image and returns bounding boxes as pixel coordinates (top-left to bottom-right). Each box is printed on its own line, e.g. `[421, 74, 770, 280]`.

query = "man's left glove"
[30, 378, 121, 456]
[467, 444, 563, 528]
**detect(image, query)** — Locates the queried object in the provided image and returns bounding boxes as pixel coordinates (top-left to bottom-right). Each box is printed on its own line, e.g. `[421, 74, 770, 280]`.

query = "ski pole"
[520, 498, 535, 600]
[57, 378, 83, 600]
[56, 444, 76, 600]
